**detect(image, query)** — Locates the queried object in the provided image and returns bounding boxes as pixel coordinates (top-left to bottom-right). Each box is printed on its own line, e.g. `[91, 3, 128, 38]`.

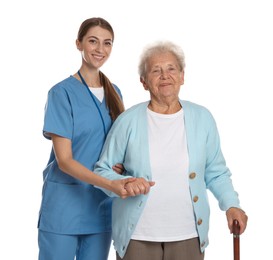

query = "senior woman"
[94, 41, 248, 260]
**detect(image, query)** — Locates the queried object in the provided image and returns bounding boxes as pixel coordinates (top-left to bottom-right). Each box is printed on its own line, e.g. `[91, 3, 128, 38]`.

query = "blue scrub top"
[38, 76, 122, 235]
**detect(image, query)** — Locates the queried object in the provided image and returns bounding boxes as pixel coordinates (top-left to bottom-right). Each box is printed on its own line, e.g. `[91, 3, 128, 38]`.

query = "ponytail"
[99, 71, 125, 121]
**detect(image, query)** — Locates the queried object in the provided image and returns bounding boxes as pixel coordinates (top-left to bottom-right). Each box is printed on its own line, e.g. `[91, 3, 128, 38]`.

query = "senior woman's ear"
[140, 77, 149, 90]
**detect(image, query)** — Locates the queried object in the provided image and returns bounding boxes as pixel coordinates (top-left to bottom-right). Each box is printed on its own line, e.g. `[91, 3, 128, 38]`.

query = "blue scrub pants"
[38, 230, 112, 260]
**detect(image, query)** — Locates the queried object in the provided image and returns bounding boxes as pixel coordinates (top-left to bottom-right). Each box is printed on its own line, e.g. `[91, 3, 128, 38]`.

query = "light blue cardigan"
[94, 100, 240, 258]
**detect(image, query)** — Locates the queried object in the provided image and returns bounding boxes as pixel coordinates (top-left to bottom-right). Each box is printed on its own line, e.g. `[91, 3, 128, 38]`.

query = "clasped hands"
[112, 177, 155, 199]
[125, 177, 155, 197]
[111, 163, 155, 199]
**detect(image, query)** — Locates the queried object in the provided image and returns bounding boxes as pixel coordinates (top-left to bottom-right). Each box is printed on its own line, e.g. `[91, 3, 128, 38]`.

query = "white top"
[89, 86, 104, 102]
[131, 108, 198, 242]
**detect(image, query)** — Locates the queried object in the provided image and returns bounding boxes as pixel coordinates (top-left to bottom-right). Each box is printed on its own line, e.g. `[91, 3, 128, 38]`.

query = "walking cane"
[233, 219, 240, 260]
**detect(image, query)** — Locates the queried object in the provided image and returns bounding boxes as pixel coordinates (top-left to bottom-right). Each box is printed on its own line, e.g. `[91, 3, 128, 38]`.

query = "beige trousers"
[116, 238, 205, 260]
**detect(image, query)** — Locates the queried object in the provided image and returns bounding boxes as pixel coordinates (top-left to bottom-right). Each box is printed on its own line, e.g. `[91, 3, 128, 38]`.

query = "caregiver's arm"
[51, 134, 136, 198]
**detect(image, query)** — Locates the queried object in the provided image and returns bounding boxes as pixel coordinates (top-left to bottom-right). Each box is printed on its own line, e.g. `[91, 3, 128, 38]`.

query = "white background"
[1, 0, 272, 259]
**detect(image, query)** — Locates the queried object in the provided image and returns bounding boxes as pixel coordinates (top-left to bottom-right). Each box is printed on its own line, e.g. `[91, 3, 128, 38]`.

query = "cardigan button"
[193, 196, 199, 202]
[197, 218, 203, 225]
[189, 172, 196, 179]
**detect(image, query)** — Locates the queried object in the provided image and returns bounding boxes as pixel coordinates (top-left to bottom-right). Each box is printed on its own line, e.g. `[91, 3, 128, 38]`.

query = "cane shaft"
[233, 219, 240, 260]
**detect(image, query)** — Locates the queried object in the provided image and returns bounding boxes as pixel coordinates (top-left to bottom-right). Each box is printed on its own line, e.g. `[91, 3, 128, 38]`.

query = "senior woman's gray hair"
[138, 41, 186, 79]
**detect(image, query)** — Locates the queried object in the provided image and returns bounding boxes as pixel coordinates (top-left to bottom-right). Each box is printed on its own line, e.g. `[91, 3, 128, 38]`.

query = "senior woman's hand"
[124, 177, 155, 196]
[112, 163, 125, 175]
[226, 207, 248, 235]
[109, 178, 136, 199]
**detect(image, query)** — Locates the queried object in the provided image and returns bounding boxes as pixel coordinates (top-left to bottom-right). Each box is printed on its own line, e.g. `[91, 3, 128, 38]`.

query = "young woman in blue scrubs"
[38, 17, 134, 260]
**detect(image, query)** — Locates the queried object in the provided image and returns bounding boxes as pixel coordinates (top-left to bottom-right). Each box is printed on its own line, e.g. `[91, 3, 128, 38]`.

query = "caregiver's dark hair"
[77, 17, 124, 120]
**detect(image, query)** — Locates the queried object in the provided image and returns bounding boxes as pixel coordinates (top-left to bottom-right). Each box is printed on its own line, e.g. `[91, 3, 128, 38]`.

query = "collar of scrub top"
[77, 70, 107, 136]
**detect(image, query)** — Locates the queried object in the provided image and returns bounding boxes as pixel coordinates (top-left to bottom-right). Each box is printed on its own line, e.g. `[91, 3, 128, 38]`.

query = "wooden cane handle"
[233, 219, 240, 237]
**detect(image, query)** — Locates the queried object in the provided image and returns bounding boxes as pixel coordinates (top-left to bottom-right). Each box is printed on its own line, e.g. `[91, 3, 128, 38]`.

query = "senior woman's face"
[141, 52, 184, 102]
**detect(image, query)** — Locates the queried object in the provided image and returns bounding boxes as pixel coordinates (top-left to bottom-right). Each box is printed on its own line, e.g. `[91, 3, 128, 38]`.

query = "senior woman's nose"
[160, 69, 170, 79]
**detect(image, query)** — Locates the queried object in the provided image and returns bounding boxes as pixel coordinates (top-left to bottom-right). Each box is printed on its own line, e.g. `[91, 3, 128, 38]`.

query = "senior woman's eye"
[167, 66, 178, 74]
[151, 69, 161, 75]
[168, 66, 176, 71]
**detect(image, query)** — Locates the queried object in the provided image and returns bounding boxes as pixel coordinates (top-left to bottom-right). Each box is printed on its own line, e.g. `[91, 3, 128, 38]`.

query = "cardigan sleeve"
[94, 114, 132, 197]
[204, 111, 240, 211]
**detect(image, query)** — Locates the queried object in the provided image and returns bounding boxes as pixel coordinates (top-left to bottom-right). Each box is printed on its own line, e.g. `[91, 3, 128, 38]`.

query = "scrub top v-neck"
[38, 75, 121, 234]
